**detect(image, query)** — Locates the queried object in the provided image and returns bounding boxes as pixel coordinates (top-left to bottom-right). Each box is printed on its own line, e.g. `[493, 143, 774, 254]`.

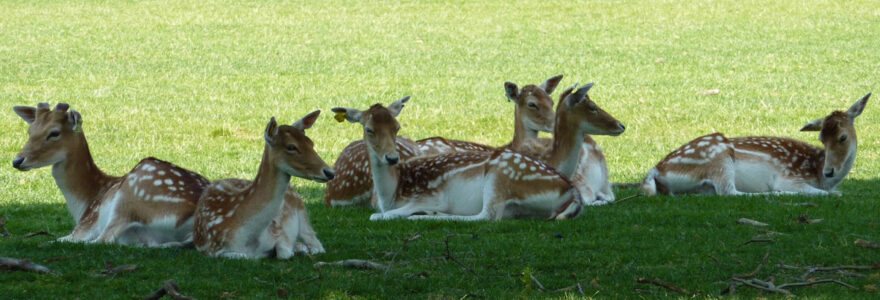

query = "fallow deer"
[332, 85, 623, 221]
[641, 93, 870, 196]
[12, 103, 210, 247]
[193, 112, 334, 259]
[323, 75, 562, 208]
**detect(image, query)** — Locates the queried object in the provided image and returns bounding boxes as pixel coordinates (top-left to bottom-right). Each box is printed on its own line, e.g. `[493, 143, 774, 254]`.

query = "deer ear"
[13, 106, 37, 124]
[800, 118, 823, 132]
[566, 82, 594, 108]
[293, 110, 321, 130]
[847, 92, 870, 120]
[504, 82, 519, 103]
[68, 110, 83, 132]
[539, 74, 564, 94]
[388, 96, 410, 117]
[264, 117, 279, 145]
[54, 103, 70, 113]
[331, 107, 362, 123]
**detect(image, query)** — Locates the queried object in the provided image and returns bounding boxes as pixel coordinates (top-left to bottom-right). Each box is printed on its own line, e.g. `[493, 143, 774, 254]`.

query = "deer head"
[12, 103, 84, 171]
[799, 93, 870, 179]
[557, 82, 626, 136]
[263, 110, 335, 182]
[504, 74, 562, 134]
[332, 96, 410, 166]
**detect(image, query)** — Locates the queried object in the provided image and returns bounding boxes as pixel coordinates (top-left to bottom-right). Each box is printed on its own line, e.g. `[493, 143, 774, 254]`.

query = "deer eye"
[365, 128, 375, 135]
[286, 144, 299, 153]
[839, 135, 847, 143]
[527, 103, 539, 110]
[47, 130, 60, 140]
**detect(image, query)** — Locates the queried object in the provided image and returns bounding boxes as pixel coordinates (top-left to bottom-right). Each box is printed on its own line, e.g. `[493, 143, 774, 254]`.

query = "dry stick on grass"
[0, 257, 53, 274]
[553, 282, 586, 295]
[314, 260, 389, 271]
[100, 262, 137, 275]
[142, 279, 195, 300]
[854, 239, 880, 249]
[384, 232, 422, 277]
[731, 277, 793, 296]
[735, 249, 770, 279]
[444, 234, 478, 277]
[636, 277, 691, 295]
[736, 218, 768, 227]
[612, 193, 642, 205]
[24, 230, 54, 238]
[0, 216, 9, 238]
[742, 237, 774, 246]
[777, 264, 878, 281]
[529, 274, 547, 292]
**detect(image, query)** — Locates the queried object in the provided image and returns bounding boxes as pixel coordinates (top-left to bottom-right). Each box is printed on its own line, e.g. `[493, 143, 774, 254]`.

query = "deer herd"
[11, 75, 871, 259]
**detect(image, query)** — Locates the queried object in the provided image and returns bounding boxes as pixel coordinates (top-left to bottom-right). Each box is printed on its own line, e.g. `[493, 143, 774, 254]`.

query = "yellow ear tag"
[334, 111, 347, 123]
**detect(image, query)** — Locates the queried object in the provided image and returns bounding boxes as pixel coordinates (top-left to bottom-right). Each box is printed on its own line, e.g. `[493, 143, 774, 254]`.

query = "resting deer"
[641, 93, 870, 196]
[12, 103, 209, 246]
[332, 86, 623, 221]
[323, 75, 562, 208]
[193, 112, 334, 259]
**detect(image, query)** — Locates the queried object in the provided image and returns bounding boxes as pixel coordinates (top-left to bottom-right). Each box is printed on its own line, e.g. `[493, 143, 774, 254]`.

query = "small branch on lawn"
[142, 279, 194, 300]
[529, 274, 546, 292]
[636, 277, 691, 295]
[854, 239, 880, 249]
[612, 193, 642, 205]
[742, 237, 774, 246]
[553, 282, 585, 295]
[758, 229, 787, 236]
[314, 259, 389, 271]
[24, 230, 54, 238]
[735, 249, 770, 279]
[444, 234, 478, 276]
[776, 264, 878, 281]
[731, 277, 792, 296]
[0, 257, 53, 274]
[797, 214, 824, 224]
[384, 232, 422, 277]
[736, 218, 768, 227]
[0, 216, 9, 238]
[100, 262, 137, 275]
[777, 279, 855, 290]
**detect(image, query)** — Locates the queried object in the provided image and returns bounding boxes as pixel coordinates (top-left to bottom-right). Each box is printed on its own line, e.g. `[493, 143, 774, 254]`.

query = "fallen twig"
[732, 277, 792, 296]
[530, 274, 546, 292]
[797, 214, 824, 224]
[100, 262, 137, 275]
[553, 282, 585, 295]
[636, 277, 691, 295]
[612, 193, 642, 205]
[24, 230, 54, 238]
[776, 264, 878, 281]
[142, 279, 195, 300]
[385, 232, 422, 277]
[314, 259, 389, 271]
[444, 234, 478, 276]
[737, 218, 768, 227]
[742, 237, 774, 246]
[0, 216, 8, 238]
[735, 250, 770, 279]
[777, 279, 855, 290]
[758, 229, 787, 236]
[0, 257, 52, 274]
[854, 239, 880, 249]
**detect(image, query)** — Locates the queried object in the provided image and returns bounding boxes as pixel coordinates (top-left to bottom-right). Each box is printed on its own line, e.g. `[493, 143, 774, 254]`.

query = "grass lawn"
[2, 0, 879, 298]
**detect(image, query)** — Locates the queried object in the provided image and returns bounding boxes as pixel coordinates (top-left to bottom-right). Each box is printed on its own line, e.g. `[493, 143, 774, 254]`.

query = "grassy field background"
[1, 0, 879, 298]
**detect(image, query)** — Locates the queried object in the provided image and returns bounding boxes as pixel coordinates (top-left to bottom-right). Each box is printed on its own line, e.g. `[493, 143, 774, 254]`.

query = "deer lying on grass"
[332, 85, 623, 221]
[641, 93, 870, 196]
[12, 103, 209, 247]
[324, 75, 564, 208]
[194, 112, 334, 259]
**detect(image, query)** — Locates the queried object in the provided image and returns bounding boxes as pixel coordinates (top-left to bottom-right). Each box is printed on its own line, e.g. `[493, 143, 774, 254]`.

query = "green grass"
[2, 0, 879, 298]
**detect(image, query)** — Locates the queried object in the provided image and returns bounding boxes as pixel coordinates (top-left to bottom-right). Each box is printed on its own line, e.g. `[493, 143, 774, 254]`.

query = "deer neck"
[546, 113, 584, 178]
[50, 133, 115, 222]
[246, 146, 293, 225]
[508, 106, 539, 149]
[367, 147, 400, 212]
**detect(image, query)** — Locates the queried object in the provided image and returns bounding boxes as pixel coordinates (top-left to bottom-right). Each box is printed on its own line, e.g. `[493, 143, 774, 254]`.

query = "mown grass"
[1, 0, 879, 298]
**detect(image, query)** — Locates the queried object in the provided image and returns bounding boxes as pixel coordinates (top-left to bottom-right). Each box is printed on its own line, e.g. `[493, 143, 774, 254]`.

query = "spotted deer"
[324, 75, 562, 208]
[194, 112, 334, 259]
[12, 103, 210, 247]
[641, 93, 870, 196]
[331, 85, 622, 221]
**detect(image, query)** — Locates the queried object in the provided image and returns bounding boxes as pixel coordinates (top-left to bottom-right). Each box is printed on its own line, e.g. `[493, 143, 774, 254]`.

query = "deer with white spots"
[331, 85, 623, 221]
[641, 93, 870, 196]
[193, 111, 334, 259]
[12, 103, 210, 247]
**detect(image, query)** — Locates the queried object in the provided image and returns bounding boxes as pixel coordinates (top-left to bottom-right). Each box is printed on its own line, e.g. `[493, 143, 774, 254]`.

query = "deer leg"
[295, 210, 324, 254]
[95, 218, 133, 244]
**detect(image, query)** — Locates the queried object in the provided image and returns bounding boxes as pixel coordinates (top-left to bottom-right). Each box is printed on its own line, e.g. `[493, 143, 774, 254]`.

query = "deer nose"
[12, 157, 24, 169]
[385, 155, 399, 166]
[824, 168, 835, 178]
[618, 123, 626, 132]
[323, 169, 336, 180]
